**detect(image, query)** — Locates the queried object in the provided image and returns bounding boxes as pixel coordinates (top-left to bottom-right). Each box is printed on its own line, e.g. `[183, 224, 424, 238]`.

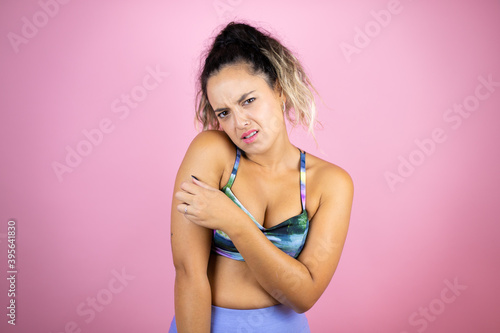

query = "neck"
[243, 133, 299, 173]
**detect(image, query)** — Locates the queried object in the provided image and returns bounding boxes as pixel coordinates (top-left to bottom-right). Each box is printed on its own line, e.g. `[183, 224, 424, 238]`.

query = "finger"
[179, 181, 198, 194]
[176, 203, 190, 215]
[175, 191, 192, 205]
[191, 175, 217, 191]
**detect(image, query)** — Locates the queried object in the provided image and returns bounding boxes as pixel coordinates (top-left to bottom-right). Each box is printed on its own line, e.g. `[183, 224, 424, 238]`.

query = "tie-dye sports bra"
[212, 147, 309, 261]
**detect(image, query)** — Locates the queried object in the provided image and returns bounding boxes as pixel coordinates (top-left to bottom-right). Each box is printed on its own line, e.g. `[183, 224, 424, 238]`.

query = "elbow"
[275, 278, 320, 313]
[174, 262, 207, 281]
[173, 258, 210, 286]
[293, 301, 315, 314]
[174, 264, 211, 298]
[290, 295, 318, 314]
[293, 306, 309, 314]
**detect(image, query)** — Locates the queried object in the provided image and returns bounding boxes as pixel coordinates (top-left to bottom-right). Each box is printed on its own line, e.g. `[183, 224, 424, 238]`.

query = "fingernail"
[191, 175, 199, 181]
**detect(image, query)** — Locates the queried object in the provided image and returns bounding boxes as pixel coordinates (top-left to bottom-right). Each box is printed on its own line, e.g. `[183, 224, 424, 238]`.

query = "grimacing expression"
[206, 63, 285, 152]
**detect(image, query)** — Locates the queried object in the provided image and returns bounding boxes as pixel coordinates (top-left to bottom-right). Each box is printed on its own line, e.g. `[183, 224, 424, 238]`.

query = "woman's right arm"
[170, 131, 231, 332]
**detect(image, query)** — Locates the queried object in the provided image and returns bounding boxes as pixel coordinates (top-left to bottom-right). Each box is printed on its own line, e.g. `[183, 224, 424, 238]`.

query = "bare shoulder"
[179, 130, 236, 188]
[305, 153, 354, 210]
[187, 130, 234, 155]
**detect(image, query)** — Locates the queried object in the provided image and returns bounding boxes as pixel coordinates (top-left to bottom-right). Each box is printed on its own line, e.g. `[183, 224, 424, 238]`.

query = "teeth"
[244, 131, 257, 139]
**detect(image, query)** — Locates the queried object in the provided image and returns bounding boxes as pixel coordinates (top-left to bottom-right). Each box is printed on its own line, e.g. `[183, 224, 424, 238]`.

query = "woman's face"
[206, 62, 285, 153]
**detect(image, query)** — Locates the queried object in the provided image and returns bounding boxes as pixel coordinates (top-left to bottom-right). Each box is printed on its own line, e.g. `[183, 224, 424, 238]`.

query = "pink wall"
[1, 0, 499, 332]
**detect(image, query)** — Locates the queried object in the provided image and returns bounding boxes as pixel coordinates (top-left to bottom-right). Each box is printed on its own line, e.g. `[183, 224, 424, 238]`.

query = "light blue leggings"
[169, 304, 310, 333]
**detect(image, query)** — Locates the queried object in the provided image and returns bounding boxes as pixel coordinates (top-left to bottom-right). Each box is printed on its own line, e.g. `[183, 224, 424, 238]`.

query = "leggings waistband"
[169, 304, 310, 332]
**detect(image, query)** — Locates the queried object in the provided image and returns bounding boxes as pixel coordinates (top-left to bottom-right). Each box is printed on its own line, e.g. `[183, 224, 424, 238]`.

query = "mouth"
[241, 130, 258, 143]
[241, 130, 258, 139]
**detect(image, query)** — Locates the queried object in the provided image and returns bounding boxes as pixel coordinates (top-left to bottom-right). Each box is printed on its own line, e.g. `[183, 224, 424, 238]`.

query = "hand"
[175, 176, 234, 231]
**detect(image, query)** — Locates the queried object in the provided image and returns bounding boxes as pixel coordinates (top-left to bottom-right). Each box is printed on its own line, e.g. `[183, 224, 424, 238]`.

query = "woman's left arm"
[176, 164, 353, 313]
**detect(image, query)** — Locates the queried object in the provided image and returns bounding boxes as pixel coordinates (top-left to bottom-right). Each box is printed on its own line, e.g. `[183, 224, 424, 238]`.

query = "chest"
[228, 173, 304, 229]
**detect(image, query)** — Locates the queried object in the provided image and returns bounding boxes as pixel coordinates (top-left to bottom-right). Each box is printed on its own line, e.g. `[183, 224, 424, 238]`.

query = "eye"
[243, 97, 255, 105]
[216, 110, 229, 119]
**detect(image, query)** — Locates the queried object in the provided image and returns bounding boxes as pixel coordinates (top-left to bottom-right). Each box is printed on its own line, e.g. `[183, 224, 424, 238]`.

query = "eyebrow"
[213, 90, 256, 113]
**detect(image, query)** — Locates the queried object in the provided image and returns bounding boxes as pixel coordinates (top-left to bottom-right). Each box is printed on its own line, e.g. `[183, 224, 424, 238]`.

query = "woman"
[169, 21, 353, 332]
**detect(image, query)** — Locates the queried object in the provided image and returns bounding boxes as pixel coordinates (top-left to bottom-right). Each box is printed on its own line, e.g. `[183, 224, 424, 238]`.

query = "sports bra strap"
[299, 148, 306, 211]
[223, 148, 241, 190]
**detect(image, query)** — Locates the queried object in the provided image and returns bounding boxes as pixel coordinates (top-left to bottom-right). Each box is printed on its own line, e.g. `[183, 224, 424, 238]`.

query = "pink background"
[1, 0, 500, 332]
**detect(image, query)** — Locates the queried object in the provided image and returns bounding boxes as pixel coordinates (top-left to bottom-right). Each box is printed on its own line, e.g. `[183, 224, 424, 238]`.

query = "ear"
[278, 87, 286, 104]
[274, 81, 282, 96]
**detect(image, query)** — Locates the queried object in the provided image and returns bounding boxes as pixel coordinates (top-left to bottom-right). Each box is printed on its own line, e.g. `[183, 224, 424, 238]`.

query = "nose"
[234, 109, 249, 129]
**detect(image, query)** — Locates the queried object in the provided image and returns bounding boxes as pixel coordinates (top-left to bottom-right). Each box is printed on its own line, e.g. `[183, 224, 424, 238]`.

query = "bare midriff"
[207, 253, 280, 309]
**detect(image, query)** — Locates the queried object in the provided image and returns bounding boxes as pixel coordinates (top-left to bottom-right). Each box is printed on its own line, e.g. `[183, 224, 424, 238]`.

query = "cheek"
[267, 112, 283, 135]
[219, 119, 236, 136]
[258, 103, 283, 134]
